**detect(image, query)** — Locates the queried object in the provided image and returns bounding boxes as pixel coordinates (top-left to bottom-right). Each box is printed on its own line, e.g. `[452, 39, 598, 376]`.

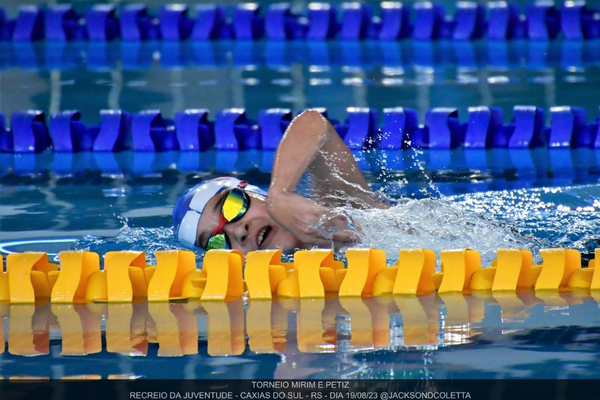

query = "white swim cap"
[172, 177, 266, 247]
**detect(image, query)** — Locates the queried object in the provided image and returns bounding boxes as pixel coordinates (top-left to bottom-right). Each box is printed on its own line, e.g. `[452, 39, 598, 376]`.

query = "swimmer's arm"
[269, 109, 373, 201]
[266, 109, 369, 246]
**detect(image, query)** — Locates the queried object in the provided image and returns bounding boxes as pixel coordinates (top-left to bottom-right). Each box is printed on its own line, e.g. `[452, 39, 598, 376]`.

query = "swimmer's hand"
[267, 189, 361, 248]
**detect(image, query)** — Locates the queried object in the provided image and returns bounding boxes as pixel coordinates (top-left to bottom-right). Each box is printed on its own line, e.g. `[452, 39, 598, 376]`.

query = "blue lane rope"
[1, 2, 600, 43]
[0, 106, 599, 155]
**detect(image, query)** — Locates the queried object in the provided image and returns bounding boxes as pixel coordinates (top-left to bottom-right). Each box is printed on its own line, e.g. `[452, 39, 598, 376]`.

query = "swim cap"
[173, 177, 267, 247]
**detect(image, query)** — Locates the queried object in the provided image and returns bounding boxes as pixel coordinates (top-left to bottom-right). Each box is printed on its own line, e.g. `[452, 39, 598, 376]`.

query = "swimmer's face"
[195, 190, 303, 254]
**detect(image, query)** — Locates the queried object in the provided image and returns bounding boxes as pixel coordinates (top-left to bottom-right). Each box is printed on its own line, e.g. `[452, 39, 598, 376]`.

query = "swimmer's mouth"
[257, 226, 273, 248]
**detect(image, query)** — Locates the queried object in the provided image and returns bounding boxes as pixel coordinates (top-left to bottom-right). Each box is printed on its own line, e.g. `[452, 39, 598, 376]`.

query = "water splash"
[452, 185, 600, 258]
[71, 225, 197, 265]
[346, 196, 532, 266]
[332, 184, 600, 266]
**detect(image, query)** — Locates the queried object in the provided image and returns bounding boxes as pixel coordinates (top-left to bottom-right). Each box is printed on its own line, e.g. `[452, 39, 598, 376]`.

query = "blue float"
[259, 109, 292, 151]
[594, 111, 600, 148]
[306, 3, 338, 40]
[339, 3, 373, 40]
[12, 5, 45, 42]
[0, 8, 10, 41]
[159, 4, 193, 41]
[232, 3, 265, 40]
[425, 108, 465, 149]
[11, 111, 52, 153]
[49, 111, 95, 152]
[266, 3, 297, 40]
[575, 108, 600, 148]
[526, 1, 561, 40]
[86, 4, 120, 41]
[507, 106, 547, 148]
[120, 4, 158, 41]
[378, 2, 411, 40]
[45, 5, 85, 41]
[0, 113, 10, 152]
[192, 5, 230, 40]
[487, 1, 521, 40]
[561, 1, 599, 40]
[453, 2, 486, 40]
[337, 108, 378, 149]
[463, 107, 505, 149]
[379, 107, 419, 150]
[412, 2, 445, 40]
[174, 109, 214, 151]
[131, 110, 178, 152]
[92, 110, 132, 152]
[214, 109, 260, 150]
[548, 106, 587, 148]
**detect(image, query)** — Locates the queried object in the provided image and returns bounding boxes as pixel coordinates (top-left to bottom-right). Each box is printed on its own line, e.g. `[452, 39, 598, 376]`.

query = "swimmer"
[173, 109, 390, 254]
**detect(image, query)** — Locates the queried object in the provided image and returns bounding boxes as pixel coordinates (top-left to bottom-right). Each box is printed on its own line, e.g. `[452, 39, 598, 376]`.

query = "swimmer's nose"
[225, 220, 250, 248]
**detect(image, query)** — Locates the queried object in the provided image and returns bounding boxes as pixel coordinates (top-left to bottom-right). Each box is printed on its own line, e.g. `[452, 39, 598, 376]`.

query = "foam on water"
[346, 197, 533, 266]
[334, 185, 600, 266]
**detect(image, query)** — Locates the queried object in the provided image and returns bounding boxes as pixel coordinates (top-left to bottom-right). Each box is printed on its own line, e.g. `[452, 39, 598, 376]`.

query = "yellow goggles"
[206, 183, 250, 250]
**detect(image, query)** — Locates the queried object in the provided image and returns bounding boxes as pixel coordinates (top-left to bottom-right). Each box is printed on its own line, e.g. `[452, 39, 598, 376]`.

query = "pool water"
[2, 0, 600, 381]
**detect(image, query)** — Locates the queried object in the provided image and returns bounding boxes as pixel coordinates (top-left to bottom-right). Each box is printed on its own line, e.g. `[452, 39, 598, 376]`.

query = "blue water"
[3, 0, 600, 380]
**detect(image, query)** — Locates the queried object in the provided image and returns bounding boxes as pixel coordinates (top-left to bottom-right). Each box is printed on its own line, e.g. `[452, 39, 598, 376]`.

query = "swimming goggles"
[206, 181, 250, 250]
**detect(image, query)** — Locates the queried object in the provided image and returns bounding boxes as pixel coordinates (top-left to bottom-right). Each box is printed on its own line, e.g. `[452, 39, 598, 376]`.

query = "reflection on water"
[1, 292, 600, 379]
[1, 40, 600, 132]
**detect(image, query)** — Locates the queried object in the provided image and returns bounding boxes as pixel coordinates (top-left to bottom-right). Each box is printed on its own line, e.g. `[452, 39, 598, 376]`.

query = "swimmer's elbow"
[293, 109, 329, 137]
[297, 109, 324, 120]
